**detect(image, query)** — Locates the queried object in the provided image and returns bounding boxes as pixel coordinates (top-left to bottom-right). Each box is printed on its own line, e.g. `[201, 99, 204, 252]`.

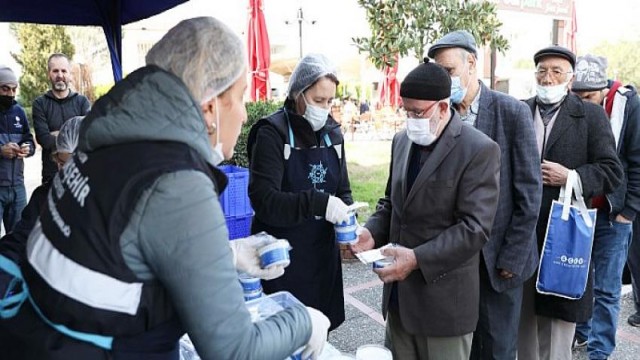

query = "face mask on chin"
[405, 102, 442, 146]
[302, 94, 330, 131]
[536, 81, 569, 104]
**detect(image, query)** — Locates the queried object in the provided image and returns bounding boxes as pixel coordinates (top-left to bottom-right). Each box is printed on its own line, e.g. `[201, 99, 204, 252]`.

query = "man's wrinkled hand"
[499, 269, 514, 279]
[541, 160, 569, 186]
[373, 246, 417, 283]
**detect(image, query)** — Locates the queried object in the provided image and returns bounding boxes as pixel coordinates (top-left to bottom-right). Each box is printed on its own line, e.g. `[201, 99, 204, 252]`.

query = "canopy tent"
[0, 0, 189, 82]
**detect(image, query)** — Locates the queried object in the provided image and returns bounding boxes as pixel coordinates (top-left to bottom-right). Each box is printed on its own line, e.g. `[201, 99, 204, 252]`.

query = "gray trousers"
[471, 259, 524, 360]
[384, 308, 472, 360]
[517, 277, 575, 360]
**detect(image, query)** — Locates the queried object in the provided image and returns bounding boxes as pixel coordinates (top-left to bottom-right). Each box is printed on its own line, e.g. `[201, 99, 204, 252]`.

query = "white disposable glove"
[325, 196, 350, 224]
[302, 306, 330, 360]
[228, 236, 288, 280]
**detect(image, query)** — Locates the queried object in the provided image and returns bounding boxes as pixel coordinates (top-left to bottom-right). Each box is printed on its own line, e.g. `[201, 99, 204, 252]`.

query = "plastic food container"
[334, 212, 358, 245]
[245, 291, 309, 359]
[238, 273, 262, 292]
[355, 344, 392, 360]
[258, 240, 291, 269]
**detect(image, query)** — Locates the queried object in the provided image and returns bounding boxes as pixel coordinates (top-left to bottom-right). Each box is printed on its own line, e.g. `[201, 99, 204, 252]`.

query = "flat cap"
[400, 58, 451, 101]
[534, 45, 576, 69]
[427, 30, 477, 59]
[572, 54, 608, 92]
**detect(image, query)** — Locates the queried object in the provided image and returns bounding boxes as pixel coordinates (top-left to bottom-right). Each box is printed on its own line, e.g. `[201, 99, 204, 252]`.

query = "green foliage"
[353, 0, 509, 69]
[591, 40, 640, 88]
[94, 83, 114, 100]
[228, 100, 283, 168]
[10, 24, 75, 107]
[347, 162, 388, 220]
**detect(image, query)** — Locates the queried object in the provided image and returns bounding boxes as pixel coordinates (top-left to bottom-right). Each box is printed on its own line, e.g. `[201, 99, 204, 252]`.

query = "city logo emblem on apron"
[308, 161, 328, 189]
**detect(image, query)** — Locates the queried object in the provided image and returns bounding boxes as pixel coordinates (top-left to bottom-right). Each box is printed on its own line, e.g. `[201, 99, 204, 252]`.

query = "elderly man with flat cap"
[517, 46, 622, 360]
[351, 59, 500, 360]
[428, 30, 542, 360]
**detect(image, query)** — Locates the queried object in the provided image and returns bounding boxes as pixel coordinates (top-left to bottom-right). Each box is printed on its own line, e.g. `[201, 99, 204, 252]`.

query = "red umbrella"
[248, 0, 270, 101]
[379, 56, 400, 108]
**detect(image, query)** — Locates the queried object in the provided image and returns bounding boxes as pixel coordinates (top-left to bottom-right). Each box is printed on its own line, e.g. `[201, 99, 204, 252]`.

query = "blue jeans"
[629, 219, 640, 314]
[0, 185, 26, 235]
[576, 212, 632, 359]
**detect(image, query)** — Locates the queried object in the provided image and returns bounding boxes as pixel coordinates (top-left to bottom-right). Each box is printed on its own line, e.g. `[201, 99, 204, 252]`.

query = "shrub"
[227, 100, 283, 168]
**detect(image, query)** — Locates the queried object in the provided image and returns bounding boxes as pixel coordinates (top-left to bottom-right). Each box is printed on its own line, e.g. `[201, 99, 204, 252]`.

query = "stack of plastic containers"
[219, 165, 253, 240]
[245, 291, 309, 360]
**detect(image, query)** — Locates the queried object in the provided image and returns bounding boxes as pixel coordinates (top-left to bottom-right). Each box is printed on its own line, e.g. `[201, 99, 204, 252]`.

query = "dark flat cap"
[572, 54, 608, 91]
[427, 30, 477, 59]
[400, 58, 451, 101]
[534, 45, 576, 69]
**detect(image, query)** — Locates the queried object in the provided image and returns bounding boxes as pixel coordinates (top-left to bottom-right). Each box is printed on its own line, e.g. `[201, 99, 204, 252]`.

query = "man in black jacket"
[32, 53, 90, 183]
[571, 54, 640, 359]
[518, 46, 622, 360]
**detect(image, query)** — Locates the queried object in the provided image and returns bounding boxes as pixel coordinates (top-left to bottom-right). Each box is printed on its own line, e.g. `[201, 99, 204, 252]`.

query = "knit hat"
[572, 54, 608, 92]
[533, 46, 576, 70]
[427, 30, 477, 58]
[400, 58, 451, 101]
[0, 65, 18, 86]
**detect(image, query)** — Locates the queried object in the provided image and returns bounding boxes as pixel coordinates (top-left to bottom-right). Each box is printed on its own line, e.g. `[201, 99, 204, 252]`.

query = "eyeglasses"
[403, 101, 439, 119]
[535, 69, 573, 79]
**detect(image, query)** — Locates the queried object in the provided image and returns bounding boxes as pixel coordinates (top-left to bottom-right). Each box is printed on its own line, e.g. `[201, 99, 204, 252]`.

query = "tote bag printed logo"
[559, 255, 585, 267]
[536, 171, 596, 300]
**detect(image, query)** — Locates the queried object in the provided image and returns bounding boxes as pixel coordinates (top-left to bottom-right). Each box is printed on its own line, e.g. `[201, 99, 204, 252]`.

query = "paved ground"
[20, 148, 640, 359]
[330, 259, 640, 359]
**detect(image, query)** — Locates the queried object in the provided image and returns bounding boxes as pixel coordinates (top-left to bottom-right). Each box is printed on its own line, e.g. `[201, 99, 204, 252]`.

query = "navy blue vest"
[22, 141, 225, 350]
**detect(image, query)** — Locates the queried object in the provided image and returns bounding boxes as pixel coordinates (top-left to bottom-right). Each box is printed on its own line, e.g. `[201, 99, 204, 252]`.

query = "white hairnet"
[56, 116, 84, 154]
[145, 17, 246, 103]
[287, 53, 338, 99]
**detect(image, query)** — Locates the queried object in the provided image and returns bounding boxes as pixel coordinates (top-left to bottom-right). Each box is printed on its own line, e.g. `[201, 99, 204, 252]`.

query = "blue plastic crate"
[226, 214, 252, 240]
[219, 165, 253, 217]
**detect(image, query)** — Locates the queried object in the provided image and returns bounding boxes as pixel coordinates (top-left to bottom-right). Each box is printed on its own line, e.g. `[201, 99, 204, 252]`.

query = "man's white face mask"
[405, 101, 443, 146]
[536, 81, 570, 104]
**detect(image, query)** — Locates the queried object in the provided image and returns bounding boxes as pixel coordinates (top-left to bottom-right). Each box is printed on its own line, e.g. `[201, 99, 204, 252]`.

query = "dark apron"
[256, 116, 345, 330]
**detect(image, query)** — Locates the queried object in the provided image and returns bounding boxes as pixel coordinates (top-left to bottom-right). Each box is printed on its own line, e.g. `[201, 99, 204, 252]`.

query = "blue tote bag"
[536, 171, 596, 300]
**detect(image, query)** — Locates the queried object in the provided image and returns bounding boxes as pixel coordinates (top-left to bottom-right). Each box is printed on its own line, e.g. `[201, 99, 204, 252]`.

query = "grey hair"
[145, 17, 246, 103]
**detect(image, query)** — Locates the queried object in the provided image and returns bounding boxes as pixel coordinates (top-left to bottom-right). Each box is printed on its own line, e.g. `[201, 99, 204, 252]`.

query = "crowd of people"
[0, 15, 639, 360]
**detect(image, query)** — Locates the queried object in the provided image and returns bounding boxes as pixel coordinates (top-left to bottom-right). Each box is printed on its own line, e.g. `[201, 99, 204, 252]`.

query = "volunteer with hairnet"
[0, 116, 83, 359]
[247, 53, 353, 331]
[0, 17, 330, 360]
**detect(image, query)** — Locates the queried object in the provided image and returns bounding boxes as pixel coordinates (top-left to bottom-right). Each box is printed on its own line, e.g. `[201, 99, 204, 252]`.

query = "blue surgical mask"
[303, 95, 330, 131]
[450, 62, 472, 104]
[450, 76, 468, 104]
